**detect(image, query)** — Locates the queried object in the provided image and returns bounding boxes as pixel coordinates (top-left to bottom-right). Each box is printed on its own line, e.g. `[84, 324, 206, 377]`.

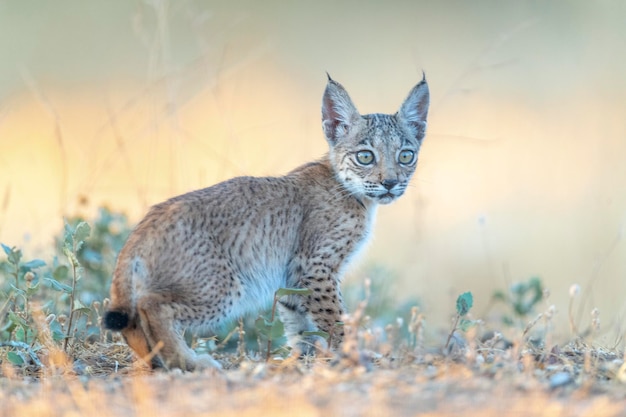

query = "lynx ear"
[398, 75, 430, 140]
[322, 76, 360, 144]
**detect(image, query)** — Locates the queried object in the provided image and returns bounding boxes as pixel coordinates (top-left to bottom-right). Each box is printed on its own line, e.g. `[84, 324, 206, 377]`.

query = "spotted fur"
[103, 76, 430, 371]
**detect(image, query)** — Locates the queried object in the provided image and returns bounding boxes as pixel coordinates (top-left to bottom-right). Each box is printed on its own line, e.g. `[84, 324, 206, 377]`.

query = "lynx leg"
[278, 277, 346, 354]
[302, 278, 345, 349]
[277, 296, 322, 355]
[136, 294, 220, 371]
[120, 324, 163, 369]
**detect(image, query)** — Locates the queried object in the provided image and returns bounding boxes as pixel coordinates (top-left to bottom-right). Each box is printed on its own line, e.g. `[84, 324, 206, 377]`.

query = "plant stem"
[445, 314, 461, 350]
[266, 292, 279, 362]
[237, 318, 246, 360]
[63, 255, 78, 353]
[13, 263, 19, 289]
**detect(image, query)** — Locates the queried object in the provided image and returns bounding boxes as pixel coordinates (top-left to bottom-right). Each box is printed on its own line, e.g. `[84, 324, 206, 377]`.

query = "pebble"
[549, 371, 573, 389]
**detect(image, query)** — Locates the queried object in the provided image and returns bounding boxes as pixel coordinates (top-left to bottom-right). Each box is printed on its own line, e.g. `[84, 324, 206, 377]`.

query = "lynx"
[103, 75, 430, 371]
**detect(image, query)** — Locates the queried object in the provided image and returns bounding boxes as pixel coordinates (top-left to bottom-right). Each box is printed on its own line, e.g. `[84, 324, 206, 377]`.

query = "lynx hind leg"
[119, 324, 159, 368]
[136, 293, 221, 371]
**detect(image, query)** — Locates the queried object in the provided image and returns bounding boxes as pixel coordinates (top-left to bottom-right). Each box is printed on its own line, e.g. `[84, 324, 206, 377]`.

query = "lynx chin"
[103, 75, 430, 371]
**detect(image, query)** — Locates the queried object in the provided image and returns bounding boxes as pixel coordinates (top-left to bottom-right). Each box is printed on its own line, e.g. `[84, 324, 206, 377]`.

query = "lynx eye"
[398, 150, 415, 165]
[356, 150, 375, 165]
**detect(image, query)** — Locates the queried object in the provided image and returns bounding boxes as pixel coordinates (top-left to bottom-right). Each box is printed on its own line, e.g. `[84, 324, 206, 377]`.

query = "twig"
[445, 314, 461, 350]
[63, 254, 79, 353]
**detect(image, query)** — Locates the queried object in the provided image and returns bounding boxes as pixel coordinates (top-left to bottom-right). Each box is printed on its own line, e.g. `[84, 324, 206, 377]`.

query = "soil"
[2, 341, 625, 417]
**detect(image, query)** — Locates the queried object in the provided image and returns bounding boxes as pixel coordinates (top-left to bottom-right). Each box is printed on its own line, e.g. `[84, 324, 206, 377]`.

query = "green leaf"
[255, 316, 271, 335]
[254, 316, 284, 339]
[22, 259, 46, 270]
[73, 299, 91, 314]
[1, 320, 16, 333]
[511, 277, 544, 317]
[74, 222, 91, 245]
[45, 278, 73, 293]
[25, 281, 40, 297]
[275, 288, 313, 298]
[7, 351, 24, 366]
[52, 265, 69, 281]
[1, 243, 11, 256]
[15, 326, 26, 342]
[9, 284, 26, 297]
[302, 330, 330, 340]
[6, 246, 21, 266]
[8, 311, 28, 328]
[63, 220, 74, 244]
[456, 292, 473, 316]
[458, 318, 476, 332]
[269, 320, 284, 338]
[49, 320, 65, 341]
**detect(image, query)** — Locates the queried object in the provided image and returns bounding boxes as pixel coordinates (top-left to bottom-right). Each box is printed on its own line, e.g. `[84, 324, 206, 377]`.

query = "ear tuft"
[321, 78, 360, 144]
[398, 77, 430, 140]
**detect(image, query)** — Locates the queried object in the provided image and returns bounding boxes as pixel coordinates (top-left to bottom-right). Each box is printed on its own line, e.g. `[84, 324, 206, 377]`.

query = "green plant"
[255, 287, 313, 361]
[445, 291, 475, 349]
[0, 244, 68, 366]
[491, 276, 544, 326]
[60, 221, 92, 352]
[0, 244, 46, 346]
[58, 207, 131, 301]
[0, 220, 100, 368]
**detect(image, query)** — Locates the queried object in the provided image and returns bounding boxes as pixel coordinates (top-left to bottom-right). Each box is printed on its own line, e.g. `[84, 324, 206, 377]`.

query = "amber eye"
[356, 150, 375, 165]
[398, 150, 415, 165]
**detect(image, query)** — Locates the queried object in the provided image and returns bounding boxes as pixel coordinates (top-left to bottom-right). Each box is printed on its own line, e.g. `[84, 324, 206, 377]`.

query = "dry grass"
[2, 280, 625, 416]
[1, 332, 626, 417]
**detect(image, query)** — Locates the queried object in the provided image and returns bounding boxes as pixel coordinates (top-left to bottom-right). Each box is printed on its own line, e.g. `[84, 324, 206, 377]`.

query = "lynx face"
[323, 77, 429, 205]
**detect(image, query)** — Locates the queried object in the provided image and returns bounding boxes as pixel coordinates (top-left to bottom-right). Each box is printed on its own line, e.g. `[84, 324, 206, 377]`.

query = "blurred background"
[0, 0, 624, 337]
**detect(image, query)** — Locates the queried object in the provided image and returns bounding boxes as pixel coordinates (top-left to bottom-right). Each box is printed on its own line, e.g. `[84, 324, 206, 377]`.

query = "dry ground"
[2, 340, 626, 417]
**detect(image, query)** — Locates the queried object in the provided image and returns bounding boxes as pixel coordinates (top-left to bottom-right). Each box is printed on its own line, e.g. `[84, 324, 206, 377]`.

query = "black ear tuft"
[103, 310, 129, 331]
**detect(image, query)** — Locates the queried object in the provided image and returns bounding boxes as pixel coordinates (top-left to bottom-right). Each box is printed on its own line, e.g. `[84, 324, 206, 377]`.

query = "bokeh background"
[1, 1, 624, 336]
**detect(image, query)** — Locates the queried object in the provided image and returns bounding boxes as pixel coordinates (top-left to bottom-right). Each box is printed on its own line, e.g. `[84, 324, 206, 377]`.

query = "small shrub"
[57, 207, 131, 302]
[491, 276, 544, 326]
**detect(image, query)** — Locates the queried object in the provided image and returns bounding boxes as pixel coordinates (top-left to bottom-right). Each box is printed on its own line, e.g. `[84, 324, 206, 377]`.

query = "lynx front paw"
[290, 333, 329, 357]
[189, 353, 223, 371]
[166, 352, 222, 372]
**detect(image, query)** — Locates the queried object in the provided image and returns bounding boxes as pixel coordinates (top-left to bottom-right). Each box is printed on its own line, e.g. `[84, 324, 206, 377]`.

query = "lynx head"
[322, 75, 429, 205]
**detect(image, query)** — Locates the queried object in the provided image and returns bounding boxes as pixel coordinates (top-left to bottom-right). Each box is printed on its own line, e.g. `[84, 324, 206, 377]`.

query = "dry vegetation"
[1, 230, 626, 416]
[1, 330, 626, 416]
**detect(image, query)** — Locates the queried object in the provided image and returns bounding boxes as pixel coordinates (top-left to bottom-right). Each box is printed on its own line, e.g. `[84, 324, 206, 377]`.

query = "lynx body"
[103, 76, 430, 370]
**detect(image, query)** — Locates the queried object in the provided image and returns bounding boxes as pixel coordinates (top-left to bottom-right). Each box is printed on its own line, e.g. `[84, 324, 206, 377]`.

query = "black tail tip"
[103, 310, 129, 331]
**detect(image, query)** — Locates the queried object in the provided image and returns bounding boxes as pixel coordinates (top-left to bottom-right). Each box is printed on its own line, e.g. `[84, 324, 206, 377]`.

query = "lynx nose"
[381, 179, 399, 190]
